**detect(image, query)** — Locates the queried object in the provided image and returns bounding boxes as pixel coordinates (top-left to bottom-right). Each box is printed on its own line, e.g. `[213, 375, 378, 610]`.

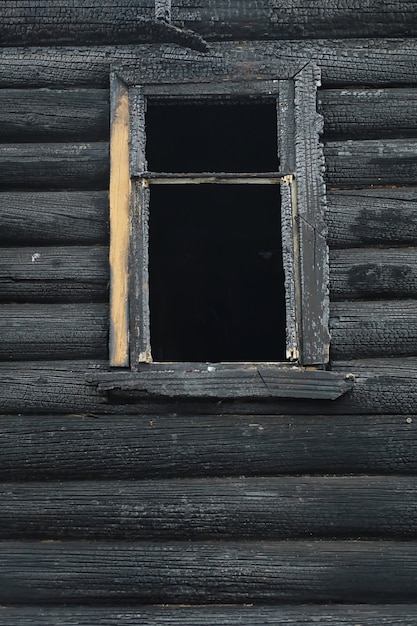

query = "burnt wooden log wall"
[1, 4, 417, 623]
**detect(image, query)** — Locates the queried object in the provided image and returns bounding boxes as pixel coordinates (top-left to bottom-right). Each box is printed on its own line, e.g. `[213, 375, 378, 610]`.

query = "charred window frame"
[101, 61, 353, 400]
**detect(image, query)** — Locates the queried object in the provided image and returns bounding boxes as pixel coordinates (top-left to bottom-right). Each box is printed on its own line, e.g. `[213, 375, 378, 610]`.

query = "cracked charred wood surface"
[0, 143, 109, 191]
[330, 301, 417, 359]
[0, 246, 109, 303]
[0, 1, 416, 45]
[1, 40, 416, 88]
[0, 89, 109, 142]
[319, 88, 417, 140]
[1, 477, 417, 540]
[330, 248, 417, 300]
[0, 191, 108, 245]
[0, 606, 416, 626]
[1, 540, 417, 604]
[0, 304, 108, 360]
[327, 188, 417, 247]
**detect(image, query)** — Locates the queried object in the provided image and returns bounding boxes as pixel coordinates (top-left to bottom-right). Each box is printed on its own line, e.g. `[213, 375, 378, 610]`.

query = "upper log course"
[1, 477, 416, 540]
[0, 89, 109, 142]
[0, 143, 109, 191]
[327, 188, 417, 248]
[0, 1, 416, 46]
[0, 605, 416, 626]
[1, 41, 417, 88]
[319, 88, 417, 140]
[1, 540, 417, 604]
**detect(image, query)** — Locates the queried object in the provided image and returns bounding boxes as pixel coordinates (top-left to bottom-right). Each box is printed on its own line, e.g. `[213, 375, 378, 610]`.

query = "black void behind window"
[146, 101, 279, 172]
[146, 100, 285, 362]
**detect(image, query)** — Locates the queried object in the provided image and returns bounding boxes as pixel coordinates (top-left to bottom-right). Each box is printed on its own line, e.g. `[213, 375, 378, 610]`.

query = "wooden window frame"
[98, 60, 353, 400]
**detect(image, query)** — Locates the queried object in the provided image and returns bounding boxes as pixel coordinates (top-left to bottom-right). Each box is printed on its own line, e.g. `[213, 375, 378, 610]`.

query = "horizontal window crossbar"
[139, 172, 290, 185]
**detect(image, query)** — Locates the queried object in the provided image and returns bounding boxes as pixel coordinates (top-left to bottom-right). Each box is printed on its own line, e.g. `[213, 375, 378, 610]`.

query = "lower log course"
[330, 248, 417, 299]
[0, 142, 109, 191]
[0, 246, 109, 303]
[0, 605, 416, 626]
[0, 191, 109, 245]
[0, 412, 416, 478]
[327, 188, 417, 247]
[1, 540, 417, 604]
[1, 358, 417, 414]
[0, 304, 108, 360]
[1, 477, 416, 540]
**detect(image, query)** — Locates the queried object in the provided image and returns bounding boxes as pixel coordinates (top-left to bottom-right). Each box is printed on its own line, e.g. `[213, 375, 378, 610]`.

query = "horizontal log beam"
[1, 540, 417, 603]
[0, 246, 109, 303]
[1, 411, 416, 478]
[0, 304, 108, 360]
[330, 248, 417, 300]
[330, 301, 417, 359]
[0, 191, 108, 245]
[0, 88, 109, 142]
[0, 143, 109, 191]
[327, 188, 417, 248]
[325, 139, 417, 188]
[319, 88, 417, 140]
[1, 359, 417, 415]
[0, 605, 416, 626]
[1, 1, 416, 45]
[1, 476, 416, 540]
[1, 40, 417, 88]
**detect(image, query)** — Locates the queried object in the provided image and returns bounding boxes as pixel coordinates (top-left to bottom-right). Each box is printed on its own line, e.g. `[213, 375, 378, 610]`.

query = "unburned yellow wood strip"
[109, 79, 130, 366]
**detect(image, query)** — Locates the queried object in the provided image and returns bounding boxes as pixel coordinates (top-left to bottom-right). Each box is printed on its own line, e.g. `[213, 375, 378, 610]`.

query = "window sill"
[87, 363, 354, 401]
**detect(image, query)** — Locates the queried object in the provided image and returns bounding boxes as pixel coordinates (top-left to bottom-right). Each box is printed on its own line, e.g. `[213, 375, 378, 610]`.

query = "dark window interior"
[149, 185, 286, 362]
[145, 101, 279, 173]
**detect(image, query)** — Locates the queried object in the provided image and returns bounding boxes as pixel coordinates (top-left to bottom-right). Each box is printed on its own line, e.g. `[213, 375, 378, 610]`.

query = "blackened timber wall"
[1, 18, 417, 626]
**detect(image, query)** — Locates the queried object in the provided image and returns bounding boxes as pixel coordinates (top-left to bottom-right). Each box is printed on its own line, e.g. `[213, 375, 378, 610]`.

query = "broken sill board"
[89, 363, 354, 400]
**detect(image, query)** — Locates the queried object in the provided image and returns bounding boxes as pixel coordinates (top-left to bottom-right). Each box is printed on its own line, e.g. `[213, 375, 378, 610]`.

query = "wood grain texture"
[327, 188, 417, 248]
[319, 87, 417, 140]
[91, 365, 353, 400]
[325, 139, 417, 188]
[0, 88, 109, 142]
[0, 143, 109, 191]
[1, 477, 416, 540]
[0, 1, 416, 45]
[0, 304, 108, 360]
[0, 605, 416, 626]
[1, 540, 417, 604]
[1, 40, 416, 88]
[0, 413, 416, 479]
[330, 300, 417, 359]
[0, 191, 109, 245]
[0, 246, 109, 303]
[330, 248, 417, 300]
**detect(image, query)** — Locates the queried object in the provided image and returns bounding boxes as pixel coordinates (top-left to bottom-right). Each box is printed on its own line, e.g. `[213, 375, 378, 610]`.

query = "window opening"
[149, 185, 285, 362]
[145, 100, 285, 362]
